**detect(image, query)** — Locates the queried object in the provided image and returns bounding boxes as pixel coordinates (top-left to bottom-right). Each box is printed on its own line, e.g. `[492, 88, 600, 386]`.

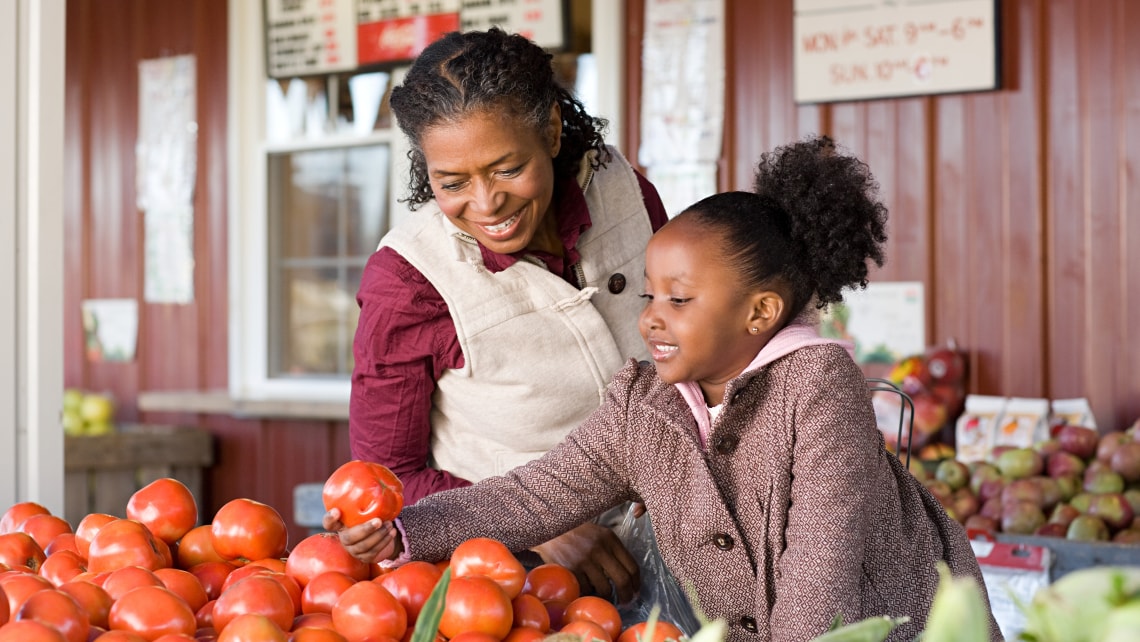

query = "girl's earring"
[750, 327, 759, 334]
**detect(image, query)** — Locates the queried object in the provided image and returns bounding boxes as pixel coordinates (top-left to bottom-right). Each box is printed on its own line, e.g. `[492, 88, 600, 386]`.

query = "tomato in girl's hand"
[322, 461, 405, 527]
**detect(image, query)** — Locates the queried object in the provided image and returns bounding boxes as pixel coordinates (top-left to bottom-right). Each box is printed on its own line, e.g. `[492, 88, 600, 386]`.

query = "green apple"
[62, 410, 84, 436]
[79, 393, 115, 423]
[83, 419, 115, 436]
[63, 388, 84, 413]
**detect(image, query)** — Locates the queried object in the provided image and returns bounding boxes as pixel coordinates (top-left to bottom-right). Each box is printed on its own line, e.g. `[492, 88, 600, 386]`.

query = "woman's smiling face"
[420, 107, 561, 255]
[638, 214, 768, 405]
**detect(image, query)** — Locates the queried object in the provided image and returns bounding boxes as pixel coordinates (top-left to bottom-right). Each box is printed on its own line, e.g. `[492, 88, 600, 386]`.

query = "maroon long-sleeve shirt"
[350, 170, 668, 504]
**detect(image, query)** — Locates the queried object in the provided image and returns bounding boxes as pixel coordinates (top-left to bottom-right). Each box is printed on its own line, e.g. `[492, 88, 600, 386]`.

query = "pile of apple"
[0, 472, 688, 641]
[878, 345, 967, 454]
[61, 389, 116, 437]
[914, 421, 1140, 544]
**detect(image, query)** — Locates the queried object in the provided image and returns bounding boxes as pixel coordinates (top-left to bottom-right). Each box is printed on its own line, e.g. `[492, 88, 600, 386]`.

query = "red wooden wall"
[65, 0, 1140, 543]
[625, 0, 1140, 432]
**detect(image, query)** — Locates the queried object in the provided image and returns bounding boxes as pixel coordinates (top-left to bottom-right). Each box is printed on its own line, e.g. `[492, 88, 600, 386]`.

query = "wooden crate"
[64, 424, 214, 527]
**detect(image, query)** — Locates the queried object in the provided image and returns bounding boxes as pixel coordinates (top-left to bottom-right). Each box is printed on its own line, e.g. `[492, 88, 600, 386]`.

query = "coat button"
[713, 534, 734, 551]
[607, 273, 626, 294]
[740, 616, 758, 633]
[714, 435, 738, 455]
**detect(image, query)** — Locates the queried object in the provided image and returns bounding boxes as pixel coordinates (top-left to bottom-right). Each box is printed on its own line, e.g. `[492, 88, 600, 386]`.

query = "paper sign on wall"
[794, 0, 999, 103]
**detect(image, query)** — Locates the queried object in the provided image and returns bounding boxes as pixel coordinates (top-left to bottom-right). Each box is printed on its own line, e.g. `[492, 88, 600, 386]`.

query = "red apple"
[926, 348, 965, 384]
[1057, 424, 1099, 460]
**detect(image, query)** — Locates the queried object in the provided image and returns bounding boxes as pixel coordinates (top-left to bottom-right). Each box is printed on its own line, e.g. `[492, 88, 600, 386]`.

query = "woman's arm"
[350, 247, 472, 505]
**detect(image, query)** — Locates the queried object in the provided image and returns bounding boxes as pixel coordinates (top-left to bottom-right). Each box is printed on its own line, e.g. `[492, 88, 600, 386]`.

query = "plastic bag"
[612, 504, 703, 636]
[969, 531, 1052, 641]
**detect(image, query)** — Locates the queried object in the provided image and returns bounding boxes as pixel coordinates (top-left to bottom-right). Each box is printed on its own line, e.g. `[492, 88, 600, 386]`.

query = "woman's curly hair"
[388, 28, 609, 209]
[685, 135, 888, 320]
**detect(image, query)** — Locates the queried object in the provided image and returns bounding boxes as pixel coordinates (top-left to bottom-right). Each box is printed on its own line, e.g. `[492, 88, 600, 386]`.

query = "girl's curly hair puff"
[388, 28, 609, 209]
[686, 135, 888, 321]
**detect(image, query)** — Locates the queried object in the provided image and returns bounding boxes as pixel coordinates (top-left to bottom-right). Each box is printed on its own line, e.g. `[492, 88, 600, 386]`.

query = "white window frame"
[226, 0, 626, 403]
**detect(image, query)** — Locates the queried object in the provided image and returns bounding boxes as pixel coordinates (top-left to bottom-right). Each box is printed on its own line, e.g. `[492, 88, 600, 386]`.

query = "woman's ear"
[547, 103, 563, 157]
[748, 291, 786, 335]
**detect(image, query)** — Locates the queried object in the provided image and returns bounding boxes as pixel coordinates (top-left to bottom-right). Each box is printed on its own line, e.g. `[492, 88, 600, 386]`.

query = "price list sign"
[460, 0, 567, 51]
[267, 0, 358, 77]
[794, 0, 999, 103]
[357, 0, 463, 65]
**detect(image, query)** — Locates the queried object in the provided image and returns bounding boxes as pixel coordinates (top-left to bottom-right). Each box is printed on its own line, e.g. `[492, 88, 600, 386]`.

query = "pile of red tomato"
[0, 476, 687, 642]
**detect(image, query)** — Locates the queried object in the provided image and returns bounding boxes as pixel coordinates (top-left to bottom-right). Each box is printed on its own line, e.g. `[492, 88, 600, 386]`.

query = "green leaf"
[410, 566, 451, 642]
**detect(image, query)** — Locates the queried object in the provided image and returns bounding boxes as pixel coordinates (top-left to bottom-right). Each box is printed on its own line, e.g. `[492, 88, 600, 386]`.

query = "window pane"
[271, 148, 344, 259]
[345, 145, 390, 255]
[270, 266, 358, 377]
[268, 144, 388, 379]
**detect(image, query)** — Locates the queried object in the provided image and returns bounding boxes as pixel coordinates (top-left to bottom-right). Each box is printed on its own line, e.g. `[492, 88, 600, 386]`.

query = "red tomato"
[211, 575, 295, 634]
[153, 635, 198, 642]
[195, 599, 216, 629]
[215, 613, 287, 641]
[39, 550, 87, 586]
[102, 565, 164, 601]
[0, 579, 7, 626]
[616, 621, 686, 642]
[220, 564, 271, 594]
[376, 560, 442, 624]
[292, 611, 334, 630]
[439, 575, 513, 640]
[210, 499, 288, 563]
[300, 571, 356, 615]
[19, 515, 73, 551]
[561, 619, 612, 642]
[511, 593, 550, 631]
[45, 533, 79, 557]
[127, 478, 199, 545]
[73, 513, 117, 560]
[87, 519, 166, 574]
[176, 525, 225, 569]
[522, 564, 579, 603]
[0, 571, 53, 615]
[290, 626, 349, 642]
[286, 533, 370, 587]
[15, 588, 89, 642]
[187, 561, 237, 601]
[563, 596, 622, 641]
[544, 599, 569, 630]
[330, 580, 408, 642]
[448, 633, 501, 642]
[248, 558, 288, 574]
[0, 619, 66, 642]
[263, 571, 303, 617]
[58, 579, 112, 629]
[503, 626, 547, 642]
[450, 538, 526, 599]
[322, 460, 404, 527]
[97, 631, 149, 642]
[155, 568, 210, 614]
[108, 585, 197, 639]
[0, 532, 47, 573]
[0, 502, 50, 535]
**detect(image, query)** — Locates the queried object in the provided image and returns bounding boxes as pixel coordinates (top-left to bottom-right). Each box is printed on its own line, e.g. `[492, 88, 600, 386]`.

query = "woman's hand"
[322, 508, 403, 564]
[531, 522, 641, 604]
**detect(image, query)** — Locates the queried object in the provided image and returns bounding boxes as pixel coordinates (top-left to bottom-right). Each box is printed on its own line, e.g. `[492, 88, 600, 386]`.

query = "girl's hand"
[322, 508, 403, 563]
[532, 522, 641, 604]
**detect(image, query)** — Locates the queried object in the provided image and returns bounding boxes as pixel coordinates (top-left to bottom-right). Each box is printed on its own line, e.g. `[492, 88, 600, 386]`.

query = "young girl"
[335, 136, 1001, 642]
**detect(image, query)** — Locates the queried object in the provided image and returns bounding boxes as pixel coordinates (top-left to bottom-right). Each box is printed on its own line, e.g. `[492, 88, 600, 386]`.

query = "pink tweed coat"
[397, 344, 1002, 642]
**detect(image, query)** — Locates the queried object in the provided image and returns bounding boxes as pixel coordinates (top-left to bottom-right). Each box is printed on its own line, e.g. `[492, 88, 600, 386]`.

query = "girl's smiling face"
[639, 214, 781, 406]
[420, 107, 561, 256]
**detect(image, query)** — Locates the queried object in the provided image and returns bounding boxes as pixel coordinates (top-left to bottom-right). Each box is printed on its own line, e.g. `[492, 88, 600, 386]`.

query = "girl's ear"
[547, 103, 563, 157]
[748, 291, 786, 335]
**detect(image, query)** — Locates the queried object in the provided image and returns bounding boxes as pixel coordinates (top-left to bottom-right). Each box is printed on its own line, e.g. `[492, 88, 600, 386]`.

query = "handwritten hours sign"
[793, 0, 999, 103]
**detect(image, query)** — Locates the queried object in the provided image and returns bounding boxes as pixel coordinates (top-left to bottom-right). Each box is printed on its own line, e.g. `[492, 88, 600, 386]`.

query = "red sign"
[357, 13, 461, 65]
